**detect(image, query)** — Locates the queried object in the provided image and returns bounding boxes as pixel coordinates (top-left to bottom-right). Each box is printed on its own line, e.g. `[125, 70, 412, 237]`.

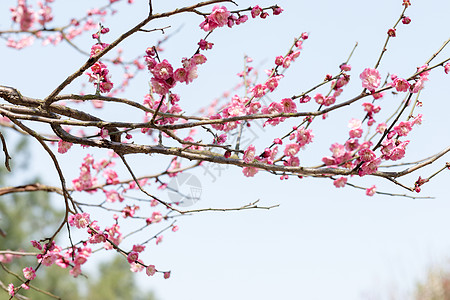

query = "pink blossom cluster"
[57, 139, 73, 154]
[122, 205, 139, 218]
[103, 223, 123, 250]
[72, 154, 98, 191]
[289, 126, 314, 147]
[10, 0, 38, 31]
[68, 212, 91, 229]
[145, 48, 207, 95]
[360, 68, 381, 92]
[32, 240, 92, 278]
[86, 59, 114, 94]
[322, 143, 356, 169]
[199, 5, 282, 32]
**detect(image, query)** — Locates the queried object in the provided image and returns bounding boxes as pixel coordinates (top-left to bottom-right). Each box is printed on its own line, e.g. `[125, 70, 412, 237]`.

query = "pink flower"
[376, 122, 387, 134]
[394, 121, 412, 136]
[156, 235, 163, 245]
[372, 92, 384, 100]
[360, 68, 381, 92]
[358, 148, 376, 162]
[172, 225, 179, 232]
[243, 166, 259, 177]
[200, 5, 230, 31]
[412, 114, 423, 126]
[31, 240, 42, 250]
[243, 145, 256, 163]
[445, 63, 450, 74]
[272, 6, 283, 15]
[333, 177, 347, 188]
[68, 213, 91, 229]
[164, 271, 171, 279]
[340, 64, 351, 71]
[284, 143, 300, 157]
[402, 16, 411, 24]
[151, 77, 173, 95]
[273, 138, 283, 145]
[70, 265, 82, 278]
[58, 140, 73, 154]
[251, 5, 262, 18]
[388, 142, 409, 161]
[103, 169, 119, 185]
[151, 59, 173, 80]
[250, 84, 267, 98]
[23, 267, 36, 280]
[412, 77, 427, 93]
[283, 156, 299, 167]
[359, 158, 381, 176]
[105, 190, 124, 203]
[132, 245, 146, 253]
[366, 185, 376, 196]
[282, 56, 291, 68]
[8, 283, 14, 296]
[266, 76, 280, 92]
[130, 261, 144, 272]
[192, 54, 207, 65]
[150, 211, 163, 223]
[146, 265, 156, 276]
[281, 98, 297, 113]
[11, 1, 36, 31]
[127, 251, 139, 263]
[209, 5, 230, 27]
[173, 68, 187, 83]
[392, 77, 410, 92]
[275, 56, 284, 66]
[387, 28, 396, 37]
[292, 126, 314, 147]
[314, 93, 325, 104]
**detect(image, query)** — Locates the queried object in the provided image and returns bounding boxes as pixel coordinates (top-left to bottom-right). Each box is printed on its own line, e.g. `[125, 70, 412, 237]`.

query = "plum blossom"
[348, 118, 363, 138]
[394, 121, 412, 136]
[23, 267, 36, 280]
[392, 77, 410, 92]
[68, 213, 91, 229]
[281, 98, 297, 113]
[199, 5, 230, 31]
[11, 0, 36, 31]
[127, 251, 139, 263]
[360, 68, 381, 92]
[243, 166, 259, 177]
[358, 148, 376, 162]
[146, 265, 156, 276]
[445, 63, 450, 74]
[284, 143, 300, 157]
[243, 145, 256, 163]
[359, 158, 381, 176]
[250, 84, 266, 98]
[8, 283, 15, 296]
[290, 126, 314, 147]
[366, 185, 377, 196]
[333, 177, 347, 188]
[58, 140, 73, 154]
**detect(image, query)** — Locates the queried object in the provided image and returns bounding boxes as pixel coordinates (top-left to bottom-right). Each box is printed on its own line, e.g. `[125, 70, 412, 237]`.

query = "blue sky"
[2, 0, 450, 299]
